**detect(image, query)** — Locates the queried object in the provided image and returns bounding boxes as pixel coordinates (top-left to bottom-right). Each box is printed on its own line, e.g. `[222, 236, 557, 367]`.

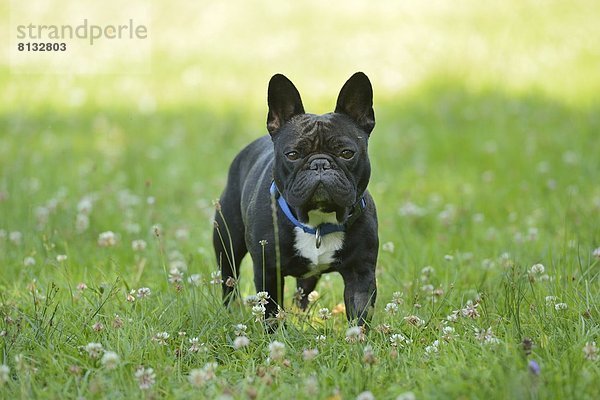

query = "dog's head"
[267, 73, 375, 223]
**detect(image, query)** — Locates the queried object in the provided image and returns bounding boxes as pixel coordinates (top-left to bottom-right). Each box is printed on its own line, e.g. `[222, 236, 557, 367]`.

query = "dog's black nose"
[309, 158, 332, 171]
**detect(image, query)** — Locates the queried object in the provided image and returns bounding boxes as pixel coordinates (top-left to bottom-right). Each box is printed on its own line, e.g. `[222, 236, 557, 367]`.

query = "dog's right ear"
[267, 74, 305, 135]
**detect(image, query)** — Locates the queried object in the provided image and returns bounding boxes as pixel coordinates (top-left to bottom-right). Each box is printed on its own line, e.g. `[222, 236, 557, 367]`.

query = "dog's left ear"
[335, 72, 375, 135]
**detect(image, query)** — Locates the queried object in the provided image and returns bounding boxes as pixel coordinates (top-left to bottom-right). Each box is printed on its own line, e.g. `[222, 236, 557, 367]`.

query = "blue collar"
[270, 181, 366, 248]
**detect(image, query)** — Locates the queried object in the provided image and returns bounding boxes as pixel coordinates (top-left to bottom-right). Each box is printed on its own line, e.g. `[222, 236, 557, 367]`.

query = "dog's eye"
[340, 150, 355, 160]
[285, 151, 300, 161]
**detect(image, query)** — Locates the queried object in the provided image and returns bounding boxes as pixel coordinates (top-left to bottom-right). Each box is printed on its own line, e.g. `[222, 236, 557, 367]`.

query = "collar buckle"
[315, 227, 322, 249]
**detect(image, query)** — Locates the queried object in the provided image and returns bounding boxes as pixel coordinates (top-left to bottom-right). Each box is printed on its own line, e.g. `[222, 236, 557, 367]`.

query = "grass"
[1, 0, 600, 398]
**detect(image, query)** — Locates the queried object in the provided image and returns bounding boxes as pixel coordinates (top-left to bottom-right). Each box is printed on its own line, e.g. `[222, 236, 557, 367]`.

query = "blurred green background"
[1, 1, 600, 398]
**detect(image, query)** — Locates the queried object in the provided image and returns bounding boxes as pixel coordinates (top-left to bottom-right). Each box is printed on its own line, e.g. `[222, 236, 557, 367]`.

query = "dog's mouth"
[290, 182, 352, 223]
[310, 182, 332, 204]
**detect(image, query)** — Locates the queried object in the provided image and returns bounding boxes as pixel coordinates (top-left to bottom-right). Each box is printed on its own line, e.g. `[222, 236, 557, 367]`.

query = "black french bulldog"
[213, 72, 378, 327]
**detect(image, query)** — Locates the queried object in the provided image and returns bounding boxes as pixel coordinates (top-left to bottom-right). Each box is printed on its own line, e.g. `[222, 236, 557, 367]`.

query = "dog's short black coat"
[213, 73, 378, 326]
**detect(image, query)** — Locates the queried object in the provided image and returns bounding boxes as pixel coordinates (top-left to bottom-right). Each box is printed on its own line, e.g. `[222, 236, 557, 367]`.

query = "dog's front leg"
[252, 263, 284, 320]
[340, 265, 377, 327]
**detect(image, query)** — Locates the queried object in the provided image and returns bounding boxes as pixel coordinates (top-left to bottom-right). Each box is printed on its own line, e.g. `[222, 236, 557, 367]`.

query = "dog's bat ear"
[335, 72, 375, 135]
[267, 74, 305, 135]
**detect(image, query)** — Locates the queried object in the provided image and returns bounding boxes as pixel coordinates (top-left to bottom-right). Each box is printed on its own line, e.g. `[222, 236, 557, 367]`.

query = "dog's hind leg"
[213, 202, 247, 306]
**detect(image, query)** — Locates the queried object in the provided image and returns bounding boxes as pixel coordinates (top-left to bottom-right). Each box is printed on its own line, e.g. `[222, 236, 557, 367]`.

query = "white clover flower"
[0, 364, 10, 386]
[76, 214, 89, 233]
[23, 256, 36, 266]
[474, 327, 500, 345]
[151, 224, 162, 237]
[9, 231, 22, 245]
[245, 294, 259, 306]
[545, 296, 558, 306]
[363, 345, 376, 364]
[233, 324, 247, 336]
[276, 307, 286, 321]
[304, 374, 319, 395]
[233, 336, 250, 349]
[169, 259, 188, 272]
[392, 291, 404, 305]
[461, 301, 480, 319]
[472, 213, 485, 223]
[527, 228, 539, 241]
[84, 342, 104, 358]
[554, 302, 568, 311]
[302, 348, 319, 361]
[77, 197, 94, 214]
[421, 266, 435, 276]
[421, 284, 434, 294]
[98, 231, 117, 247]
[385, 302, 399, 315]
[188, 337, 206, 353]
[592, 247, 600, 259]
[356, 391, 375, 400]
[188, 368, 207, 388]
[101, 351, 120, 370]
[187, 274, 202, 286]
[132, 239, 147, 252]
[537, 161, 550, 174]
[425, 340, 439, 354]
[112, 315, 124, 329]
[168, 267, 184, 284]
[375, 324, 390, 334]
[126, 290, 136, 302]
[583, 342, 598, 361]
[390, 333, 412, 348]
[203, 362, 217, 379]
[529, 263, 545, 275]
[398, 201, 426, 217]
[307, 291, 320, 303]
[256, 291, 270, 305]
[209, 270, 223, 285]
[442, 326, 458, 341]
[396, 391, 416, 400]
[56, 254, 67, 262]
[135, 367, 156, 390]
[382, 241, 395, 253]
[538, 274, 550, 281]
[403, 315, 425, 327]
[315, 335, 327, 343]
[152, 332, 170, 345]
[345, 326, 365, 343]
[268, 341, 286, 361]
[14, 354, 24, 370]
[175, 228, 189, 241]
[136, 287, 151, 298]
[318, 308, 332, 320]
[562, 151, 579, 165]
[124, 222, 141, 234]
[252, 304, 266, 321]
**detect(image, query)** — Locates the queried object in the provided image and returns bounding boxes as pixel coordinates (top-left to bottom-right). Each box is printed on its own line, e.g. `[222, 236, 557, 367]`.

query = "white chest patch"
[294, 210, 345, 269]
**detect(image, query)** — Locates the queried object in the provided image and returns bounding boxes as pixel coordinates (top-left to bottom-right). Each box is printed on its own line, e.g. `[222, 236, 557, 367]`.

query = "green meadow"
[1, 0, 599, 398]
